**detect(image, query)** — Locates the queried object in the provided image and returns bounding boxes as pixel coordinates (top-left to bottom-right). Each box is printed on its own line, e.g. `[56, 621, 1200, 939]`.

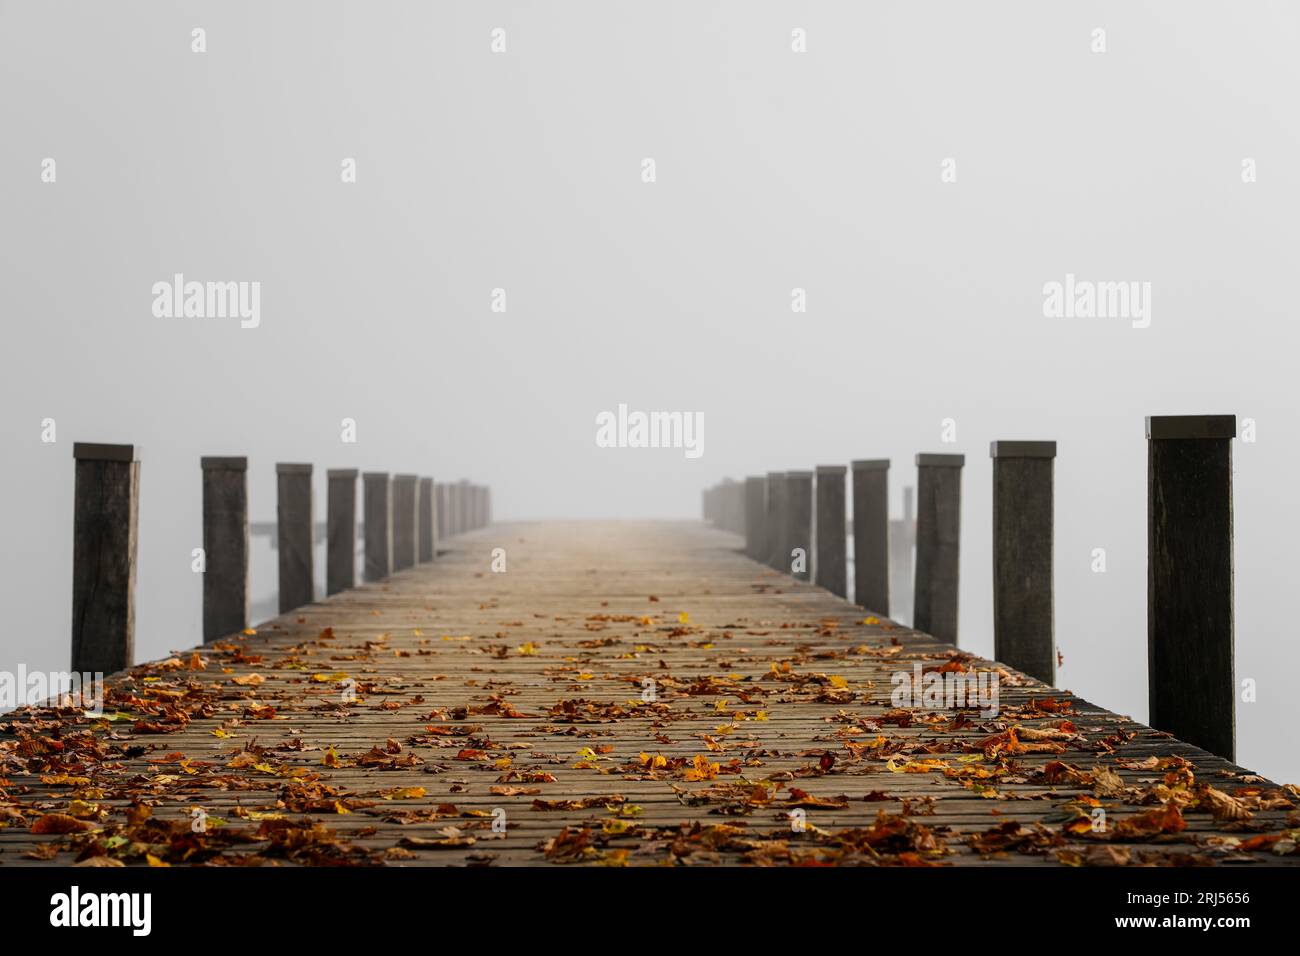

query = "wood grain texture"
[9, 521, 1292, 868]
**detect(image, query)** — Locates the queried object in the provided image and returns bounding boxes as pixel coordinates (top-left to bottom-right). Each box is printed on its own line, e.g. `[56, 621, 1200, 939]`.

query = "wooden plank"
[4, 520, 1294, 869]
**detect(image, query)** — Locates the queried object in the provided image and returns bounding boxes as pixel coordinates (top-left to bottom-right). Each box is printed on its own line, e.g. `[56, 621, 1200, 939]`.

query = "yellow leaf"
[678, 612, 690, 624]
[145, 854, 170, 867]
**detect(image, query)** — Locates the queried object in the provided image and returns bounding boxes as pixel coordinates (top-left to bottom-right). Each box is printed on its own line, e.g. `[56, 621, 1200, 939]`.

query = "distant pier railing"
[71, 444, 492, 677]
[701, 413, 1238, 762]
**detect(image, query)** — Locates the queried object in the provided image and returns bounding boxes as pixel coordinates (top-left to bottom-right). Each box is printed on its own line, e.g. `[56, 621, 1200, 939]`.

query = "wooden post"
[991, 442, 1056, 683]
[275, 463, 314, 613]
[814, 466, 847, 597]
[201, 456, 248, 641]
[744, 475, 767, 562]
[457, 480, 471, 534]
[1147, 414, 1236, 760]
[448, 482, 461, 537]
[71, 443, 139, 674]
[851, 459, 890, 615]
[418, 476, 436, 563]
[326, 469, 358, 596]
[889, 486, 915, 625]
[392, 474, 418, 571]
[484, 486, 492, 526]
[913, 454, 963, 644]
[363, 472, 391, 582]
[785, 471, 813, 581]
[435, 483, 448, 543]
[764, 472, 787, 571]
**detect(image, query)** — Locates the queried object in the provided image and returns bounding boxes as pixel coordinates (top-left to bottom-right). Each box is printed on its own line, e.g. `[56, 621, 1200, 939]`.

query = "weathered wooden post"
[851, 459, 890, 615]
[71, 443, 140, 674]
[764, 472, 787, 571]
[744, 475, 767, 562]
[913, 454, 963, 644]
[991, 442, 1056, 683]
[363, 471, 391, 582]
[435, 482, 448, 543]
[276, 463, 314, 613]
[472, 484, 485, 530]
[814, 466, 847, 597]
[1147, 415, 1236, 760]
[326, 469, 358, 595]
[889, 486, 915, 625]
[484, 486, 492, 526]
[202, 456, 249, 640]
[392, 474, 418, 571]
[786, 470, 813, 581]
[458, 480, 472, 533]
[447, 482, 461, 537]
[418, 476, 436, 563]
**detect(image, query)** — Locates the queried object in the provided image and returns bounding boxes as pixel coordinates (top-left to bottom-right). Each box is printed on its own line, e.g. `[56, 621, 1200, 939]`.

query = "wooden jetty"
[3, 508, 1298, 866]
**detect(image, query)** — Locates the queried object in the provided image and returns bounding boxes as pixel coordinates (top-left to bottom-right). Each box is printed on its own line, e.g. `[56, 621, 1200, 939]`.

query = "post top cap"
[362, 471, 389, 480]
[327, 468, 358, 478]
[851, 459, 890, 471]
[275, 463, 312, 474]
[990, 441, 1057, 459]
[201, 456, 247, 470]
[786, 470, 813, 479]
[815, 464, 847, 475]
[74, 442, 136, 462]
[745, 475, 765, 483]
[418, 475, 433, 485]
[1146, 415, 1236, 440]
[394, 473, 418, 482]
[916, 453, 965, 467]
[766, 470, 786, 479]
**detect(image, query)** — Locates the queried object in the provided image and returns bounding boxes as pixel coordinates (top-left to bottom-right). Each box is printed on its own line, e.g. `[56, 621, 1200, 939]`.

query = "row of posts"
[703, 415, 1237, 762]
[69, 443, 491, 678]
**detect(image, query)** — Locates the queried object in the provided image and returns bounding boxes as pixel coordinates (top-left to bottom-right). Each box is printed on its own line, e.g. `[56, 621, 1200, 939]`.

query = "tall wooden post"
[814, 466, 847, 597]
[458, 480, 472, 534]
[484, 486, 492, 526]
[1147, 415, 1236, 760]
[202, 456, 248, 641]
[744, 475, 767, 562]
[71, 443, 139, 674]
[392, 474, 418, 571]
[991, 442, 1056, 683]
[889, 486, 915, 625]
[418, 476, 436, 563]
[913, 454, 963, 644]
[326, 469, 358, 595]
[764, 472, 788, 571]
[785, 471, 813, 581]
[448, 482, 462, 537]
[435, 483, 448, 543]
[363, 472, 391, 582]
[851, 459, 890, 615]
[276, 463, 314, 613]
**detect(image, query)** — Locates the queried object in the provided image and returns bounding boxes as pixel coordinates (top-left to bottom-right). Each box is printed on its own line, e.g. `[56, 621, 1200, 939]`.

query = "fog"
[2, 1, 1298, 782]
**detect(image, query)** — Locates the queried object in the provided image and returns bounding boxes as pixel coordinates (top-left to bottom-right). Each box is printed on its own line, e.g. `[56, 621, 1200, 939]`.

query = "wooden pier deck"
[2, 521, 1297, 867]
